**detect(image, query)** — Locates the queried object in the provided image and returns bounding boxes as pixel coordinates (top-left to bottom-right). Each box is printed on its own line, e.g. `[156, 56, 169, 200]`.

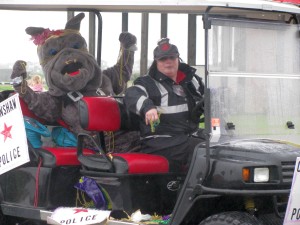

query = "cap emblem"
[161, 43, 170, 51]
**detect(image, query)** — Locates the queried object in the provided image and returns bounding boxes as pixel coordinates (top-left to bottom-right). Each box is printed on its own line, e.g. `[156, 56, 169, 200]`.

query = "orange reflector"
[242, 168, 250, 182]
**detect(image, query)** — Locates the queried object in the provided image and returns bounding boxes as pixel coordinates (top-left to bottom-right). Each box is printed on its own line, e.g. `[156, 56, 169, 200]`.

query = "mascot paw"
[11, 60, 27, 80]
[119, 32, 137, 49]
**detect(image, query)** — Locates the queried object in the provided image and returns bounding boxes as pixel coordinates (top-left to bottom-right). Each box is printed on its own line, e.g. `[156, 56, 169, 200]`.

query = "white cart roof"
[0, 0, 299, 14]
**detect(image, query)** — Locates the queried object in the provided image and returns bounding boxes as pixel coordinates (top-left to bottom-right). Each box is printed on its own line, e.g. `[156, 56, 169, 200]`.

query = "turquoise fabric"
[24, 116, 51, 148]
[52, 127, 77, 147]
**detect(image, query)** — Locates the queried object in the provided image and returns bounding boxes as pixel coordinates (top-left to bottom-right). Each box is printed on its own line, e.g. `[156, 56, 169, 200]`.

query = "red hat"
[153, 38, 179, 60]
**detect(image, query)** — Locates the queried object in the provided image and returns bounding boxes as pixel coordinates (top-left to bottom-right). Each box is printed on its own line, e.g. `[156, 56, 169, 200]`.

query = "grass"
[0, 85, 14, 91]
[0, 85, 48, 92]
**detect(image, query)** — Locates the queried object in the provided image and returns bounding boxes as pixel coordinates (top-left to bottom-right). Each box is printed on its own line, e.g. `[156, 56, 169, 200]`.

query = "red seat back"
[79, 96, 121, 131]
[19, 97, 46, 124]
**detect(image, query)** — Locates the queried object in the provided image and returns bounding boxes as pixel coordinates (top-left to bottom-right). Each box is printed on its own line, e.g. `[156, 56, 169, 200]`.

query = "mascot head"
[26, 13, 101, 96]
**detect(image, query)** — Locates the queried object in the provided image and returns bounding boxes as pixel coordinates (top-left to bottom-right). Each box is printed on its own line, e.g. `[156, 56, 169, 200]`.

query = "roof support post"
[122, 13, 128, 32]
[188, 14, 196, 65]
[140, 13, 149, 76]
[89, 12, 96, 56]
[161, 13, 168, 38]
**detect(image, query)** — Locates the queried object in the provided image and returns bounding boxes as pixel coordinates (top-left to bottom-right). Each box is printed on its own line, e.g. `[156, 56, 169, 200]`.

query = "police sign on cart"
[0, 94, 29, 175]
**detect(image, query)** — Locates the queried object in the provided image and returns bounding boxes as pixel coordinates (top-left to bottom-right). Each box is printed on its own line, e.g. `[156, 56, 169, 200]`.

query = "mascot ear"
[65, 12, 85, 31]
[25, 27, 46, 36]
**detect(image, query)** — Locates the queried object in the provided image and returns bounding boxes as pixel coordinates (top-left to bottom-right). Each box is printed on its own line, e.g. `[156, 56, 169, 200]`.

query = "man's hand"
[119, 32, 137, 49]
[145, 108, 159, 125]
[191, 99, 204, 123]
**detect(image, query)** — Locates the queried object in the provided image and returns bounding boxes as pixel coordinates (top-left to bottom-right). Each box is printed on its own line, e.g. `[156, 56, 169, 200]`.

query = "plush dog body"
[11, 13, 137, 138]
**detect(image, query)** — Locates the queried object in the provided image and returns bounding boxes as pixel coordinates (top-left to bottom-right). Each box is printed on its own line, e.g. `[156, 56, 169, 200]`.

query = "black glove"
[11, 60, 27, 86]
[119, 32, 137, 49]
[191, 99, 204, 123]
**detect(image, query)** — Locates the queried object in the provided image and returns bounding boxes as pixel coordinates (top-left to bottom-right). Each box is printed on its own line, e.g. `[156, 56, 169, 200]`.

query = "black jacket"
[124, 62, 204, 138]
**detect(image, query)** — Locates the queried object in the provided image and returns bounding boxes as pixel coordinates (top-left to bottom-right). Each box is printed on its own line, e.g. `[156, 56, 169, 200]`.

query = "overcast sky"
[1, 10, 204, 70]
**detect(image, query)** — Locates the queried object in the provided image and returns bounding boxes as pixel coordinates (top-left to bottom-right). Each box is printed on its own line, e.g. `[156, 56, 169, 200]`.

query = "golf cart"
[0, 0, 299, 225]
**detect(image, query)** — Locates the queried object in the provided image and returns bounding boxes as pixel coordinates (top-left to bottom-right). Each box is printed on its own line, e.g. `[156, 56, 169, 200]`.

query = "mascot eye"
[49, 49, 58, 56]
[72, 43, 81, 49]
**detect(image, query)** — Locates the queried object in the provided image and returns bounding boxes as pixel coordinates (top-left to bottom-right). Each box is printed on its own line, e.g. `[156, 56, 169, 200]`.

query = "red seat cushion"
[42, 147, 95, 166]
[42, 147, 169, 174]
[112, 153, 169, 174]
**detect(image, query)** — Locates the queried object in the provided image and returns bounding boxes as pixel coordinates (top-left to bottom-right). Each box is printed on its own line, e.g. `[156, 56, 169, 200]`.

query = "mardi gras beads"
[150, 113, 160, 133]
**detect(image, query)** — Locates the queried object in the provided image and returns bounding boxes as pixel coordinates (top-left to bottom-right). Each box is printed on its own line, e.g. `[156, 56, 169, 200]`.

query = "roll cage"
[0, 1, 299, 224]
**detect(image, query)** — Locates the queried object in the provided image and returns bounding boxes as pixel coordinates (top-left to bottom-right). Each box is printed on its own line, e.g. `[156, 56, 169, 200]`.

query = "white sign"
[210, 118, 221, 143]
[47, 207, 111, 225]
[0, 94, 29, 175]
[284, 157, 300, 225]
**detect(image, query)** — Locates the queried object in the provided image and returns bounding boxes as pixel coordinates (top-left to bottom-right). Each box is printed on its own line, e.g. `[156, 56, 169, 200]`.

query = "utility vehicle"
[0, 0, 299, 224]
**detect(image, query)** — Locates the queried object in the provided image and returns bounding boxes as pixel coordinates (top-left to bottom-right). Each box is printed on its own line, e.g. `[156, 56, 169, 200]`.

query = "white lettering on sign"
[284, 157, 300, 225]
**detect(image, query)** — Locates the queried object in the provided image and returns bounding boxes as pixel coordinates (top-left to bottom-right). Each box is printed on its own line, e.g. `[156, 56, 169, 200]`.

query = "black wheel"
[258, 213, 283, 225]
[199, 211, 263, 225]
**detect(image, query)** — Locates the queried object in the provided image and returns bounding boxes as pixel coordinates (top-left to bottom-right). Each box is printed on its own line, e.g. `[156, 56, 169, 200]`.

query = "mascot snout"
[61, 60, 82, 76]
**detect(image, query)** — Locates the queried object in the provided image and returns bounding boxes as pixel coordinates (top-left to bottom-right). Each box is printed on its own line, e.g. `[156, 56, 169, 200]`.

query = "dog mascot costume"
[10, 13, 137, 150]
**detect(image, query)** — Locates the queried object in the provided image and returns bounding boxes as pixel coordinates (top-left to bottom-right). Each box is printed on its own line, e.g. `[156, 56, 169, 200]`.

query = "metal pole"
[122, 13, 128, 32]
[89, 12, 96, 57]
[188, 14, 196, 65]
[161, 13, 168, 38]
[140, 13, 149, 76]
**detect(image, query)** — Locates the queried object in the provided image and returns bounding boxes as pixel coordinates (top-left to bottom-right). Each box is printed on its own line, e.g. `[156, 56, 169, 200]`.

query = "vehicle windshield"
[207, 17, 300, 145]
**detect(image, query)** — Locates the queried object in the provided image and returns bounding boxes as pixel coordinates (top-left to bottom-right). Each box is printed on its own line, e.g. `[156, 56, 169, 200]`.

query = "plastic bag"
[52, 127, 77, 147]
[74, 176, 110, 210]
